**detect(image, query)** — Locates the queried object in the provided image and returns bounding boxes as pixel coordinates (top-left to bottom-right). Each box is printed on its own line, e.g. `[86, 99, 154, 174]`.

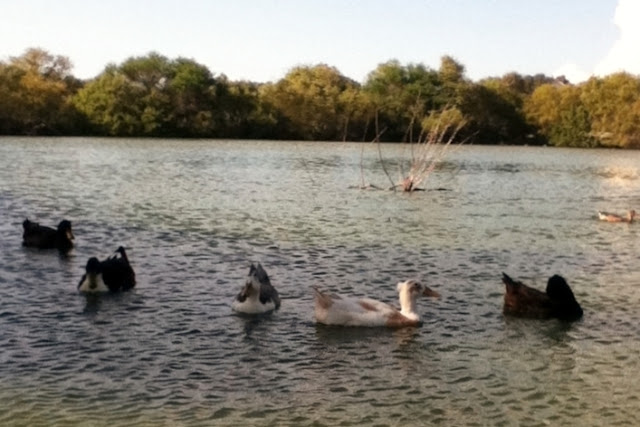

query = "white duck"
[232, 263, 281, 314]
[597, 209, 635, 223]
[313, 280, 440, 327]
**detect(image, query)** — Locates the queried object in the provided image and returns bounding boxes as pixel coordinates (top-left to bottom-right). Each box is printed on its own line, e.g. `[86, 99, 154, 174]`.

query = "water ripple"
[0, 139, 639, 425]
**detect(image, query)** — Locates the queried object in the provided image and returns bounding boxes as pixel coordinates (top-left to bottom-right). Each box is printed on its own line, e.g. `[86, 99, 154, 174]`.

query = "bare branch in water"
[400, 107, 466, 192]
[355, 106, 465, 192]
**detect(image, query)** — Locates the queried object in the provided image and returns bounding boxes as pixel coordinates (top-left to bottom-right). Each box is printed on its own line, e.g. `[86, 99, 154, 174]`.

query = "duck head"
[397, 280, 441, 298]
[629, 210, 636, 222]
[397, 280, 440, 314]
[57, 220, 74, 241]
[394, 280, 440, 322]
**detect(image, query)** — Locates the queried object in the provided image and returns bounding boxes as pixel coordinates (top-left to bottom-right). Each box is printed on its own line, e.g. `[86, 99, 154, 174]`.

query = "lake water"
[0, 137, 639, 426]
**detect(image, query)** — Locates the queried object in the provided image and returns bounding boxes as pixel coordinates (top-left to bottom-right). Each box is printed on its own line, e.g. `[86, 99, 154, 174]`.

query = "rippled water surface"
[1, 137, 639, 426]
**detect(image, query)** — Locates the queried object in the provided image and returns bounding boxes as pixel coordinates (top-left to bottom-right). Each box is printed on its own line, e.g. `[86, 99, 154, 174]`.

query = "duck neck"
[399, 290, 419, 320]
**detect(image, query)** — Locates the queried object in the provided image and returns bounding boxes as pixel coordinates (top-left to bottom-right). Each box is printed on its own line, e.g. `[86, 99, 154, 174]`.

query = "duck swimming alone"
[22, 218, 74, 252]
[78, 246, 136, 292]
[502, 273, 583, 321]
[313, 280, 440, 327]
[597, 209, 635, 223]
[232, 263, 281, 314]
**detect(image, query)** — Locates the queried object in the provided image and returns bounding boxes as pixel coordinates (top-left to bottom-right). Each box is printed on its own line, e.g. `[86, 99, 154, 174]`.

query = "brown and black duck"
[502, 273, 583, 321]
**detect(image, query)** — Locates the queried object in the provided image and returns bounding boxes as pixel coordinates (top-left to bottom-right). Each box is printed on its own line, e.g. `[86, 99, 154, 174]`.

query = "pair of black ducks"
[22, 218, 136, 293]
[232, 263, 583, 325]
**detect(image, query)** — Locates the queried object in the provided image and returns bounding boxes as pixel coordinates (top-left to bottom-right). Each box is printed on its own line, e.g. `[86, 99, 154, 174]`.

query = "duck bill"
[422, 287, 441, 298]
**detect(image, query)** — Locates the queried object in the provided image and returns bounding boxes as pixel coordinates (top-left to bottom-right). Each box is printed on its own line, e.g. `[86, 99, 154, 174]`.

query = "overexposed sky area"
[1, 0, 638, 84]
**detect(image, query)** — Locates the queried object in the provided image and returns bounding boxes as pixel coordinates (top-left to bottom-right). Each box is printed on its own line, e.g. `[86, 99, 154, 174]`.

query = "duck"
[22, 218, 74, 252]
[597, 209, 635, 223]
[502, 273, 583, 321]
[313, 280, 440, 327]
[232, 263, 281, 314]
[78, 246, 136, 293]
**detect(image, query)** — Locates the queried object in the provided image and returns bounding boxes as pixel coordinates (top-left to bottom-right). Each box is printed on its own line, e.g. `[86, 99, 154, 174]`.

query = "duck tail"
[254, 262, 271, 285]
[312, 286, 333, 309]
[116, 246, 130, 264]
[502, 272, 519, 290]
[22, 218, 36, 231]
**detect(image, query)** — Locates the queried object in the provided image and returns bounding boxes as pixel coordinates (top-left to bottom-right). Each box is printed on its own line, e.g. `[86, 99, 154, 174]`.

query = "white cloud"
[594, 0, 640, 76]
[553, 63, 591, 84]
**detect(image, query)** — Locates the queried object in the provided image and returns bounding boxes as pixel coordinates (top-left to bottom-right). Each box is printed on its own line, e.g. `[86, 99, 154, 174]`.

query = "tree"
[73, 53, 235, 137]
[260, 64, 362, 140]
[580, 73, 640, 148]
[0, 63, 28, 133]
[167, 58, 218, 136]
[438, 55, 465, 84]
[11, 48, 73, 80]
[363, 60, 444, 141]
[73, 69, 147, 136]
[0, 48, 80, 135]
[524, 83, 595, 147]
[458, 80, 533, 144]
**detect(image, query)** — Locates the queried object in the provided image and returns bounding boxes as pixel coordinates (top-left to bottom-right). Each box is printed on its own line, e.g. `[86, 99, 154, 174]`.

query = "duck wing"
[313, 288, 397, 326]
[22, 220, 57, 248]
[101, 257, 136, 292]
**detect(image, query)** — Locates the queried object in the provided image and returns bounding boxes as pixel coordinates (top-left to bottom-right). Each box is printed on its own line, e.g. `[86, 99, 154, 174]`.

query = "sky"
[1, 0, 638, 84]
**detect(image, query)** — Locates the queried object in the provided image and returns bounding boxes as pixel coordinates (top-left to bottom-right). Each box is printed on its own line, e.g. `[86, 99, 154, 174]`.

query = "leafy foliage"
[260, 64, 365, 141]
[2, 47, 640, 148]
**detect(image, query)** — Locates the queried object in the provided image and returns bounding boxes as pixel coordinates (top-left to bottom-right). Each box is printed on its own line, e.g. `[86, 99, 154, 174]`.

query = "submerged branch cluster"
[399, 108, 465, 192]
[360, 108, 465, 193]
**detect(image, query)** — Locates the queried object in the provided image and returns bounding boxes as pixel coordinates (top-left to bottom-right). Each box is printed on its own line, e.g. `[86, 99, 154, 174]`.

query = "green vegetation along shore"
[2, 48, 639, 148]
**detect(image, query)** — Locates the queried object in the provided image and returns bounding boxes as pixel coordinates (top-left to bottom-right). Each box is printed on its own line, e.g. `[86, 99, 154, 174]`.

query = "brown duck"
[502, 273, 583, 321]
[597, 209, 635, 223]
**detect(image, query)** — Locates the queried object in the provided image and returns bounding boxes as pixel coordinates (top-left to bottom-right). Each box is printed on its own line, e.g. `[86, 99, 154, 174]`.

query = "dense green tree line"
[2, 48, 640, 148]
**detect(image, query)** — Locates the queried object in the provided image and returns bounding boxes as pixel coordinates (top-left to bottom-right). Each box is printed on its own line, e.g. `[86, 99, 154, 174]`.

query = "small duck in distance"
[597, 209, 635, 223]
[22, 218, 74, 252]
[313, 280, 440, 327]
[78, 246, 136, 293]
[502, 273, 583, 321]
[232, 263, 281, 314]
